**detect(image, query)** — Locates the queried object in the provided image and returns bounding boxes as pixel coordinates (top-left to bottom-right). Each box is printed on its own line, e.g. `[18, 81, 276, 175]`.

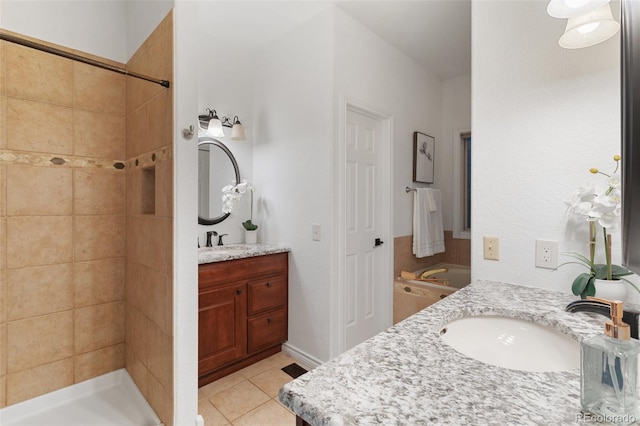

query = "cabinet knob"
[267, 317, 272, 324]
[266, 282, 272, 288]
[236, 288, 242, 295]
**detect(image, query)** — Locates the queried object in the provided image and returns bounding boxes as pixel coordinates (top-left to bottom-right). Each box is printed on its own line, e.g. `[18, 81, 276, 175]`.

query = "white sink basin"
[439, 315, 579, 372]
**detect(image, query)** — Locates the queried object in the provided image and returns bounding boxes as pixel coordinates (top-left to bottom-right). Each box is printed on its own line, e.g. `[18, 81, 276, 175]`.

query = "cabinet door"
[199, 282, 247, 375]
[247, 275, 286, 315]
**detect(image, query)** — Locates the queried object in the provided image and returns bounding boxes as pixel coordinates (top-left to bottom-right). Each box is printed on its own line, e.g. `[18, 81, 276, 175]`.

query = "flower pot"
[245, 230, 257, 244]
[594, 278, 628, 302]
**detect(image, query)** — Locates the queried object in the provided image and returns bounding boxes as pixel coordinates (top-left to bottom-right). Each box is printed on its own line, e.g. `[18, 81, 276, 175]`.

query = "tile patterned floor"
[198, 352, 310, 426]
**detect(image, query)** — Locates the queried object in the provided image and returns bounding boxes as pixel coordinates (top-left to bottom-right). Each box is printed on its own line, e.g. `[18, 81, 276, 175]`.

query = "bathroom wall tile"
[125, 343, 149, 396]
[6, 264, 73, 321]
[6, 216, 73, 269]
[73, 62, 125, 116]
[0, 374, 6, 408]
[73, 169, 125, 215]
[73, 109, 125, 160]
[0, 217, 5, 272]
[6, 97, 74, 155]
[6, 358, 73, 405]
[126, 262, 172, 334]
[125, 73, 158, 117]
[125, 304, 150, 367]
[74, 343, 125, 383]
[74, 301, 125, 354]
[126, 167, 142, 215]
[7, 311, 73, 372]
[127, 217, 172, 276]
[0, 268, 6, 323]
[74, 215, 125, 261]
[147, 325, 172, 391]
[125, 103, 149, 158]
[74, 258, 125, 308]
[0, 41, 6, 96]
[0, 321, 6, 376]
[0, 95, 6, 149]
[5, 43, 73, 107]
[154, 159, 173, 219]
[0, 165, 5, 216]
[6, 164, 72, 216]
[145, 370, 173, 426]
[148, 90, 173, 152]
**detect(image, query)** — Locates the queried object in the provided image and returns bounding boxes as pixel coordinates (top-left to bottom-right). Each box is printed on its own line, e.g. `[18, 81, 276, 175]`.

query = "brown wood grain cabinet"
[198, 252, 289, 387]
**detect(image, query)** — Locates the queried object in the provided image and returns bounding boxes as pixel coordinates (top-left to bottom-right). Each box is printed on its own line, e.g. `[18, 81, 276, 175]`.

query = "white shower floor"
[0, 369, 162, 426]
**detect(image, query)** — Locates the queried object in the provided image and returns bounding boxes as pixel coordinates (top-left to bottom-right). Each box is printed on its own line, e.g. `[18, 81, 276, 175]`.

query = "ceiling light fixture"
[198, 108, 247, 141]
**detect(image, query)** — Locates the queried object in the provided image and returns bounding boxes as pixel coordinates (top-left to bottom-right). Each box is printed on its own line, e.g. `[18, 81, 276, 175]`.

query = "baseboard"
[281, 342, 323, 369]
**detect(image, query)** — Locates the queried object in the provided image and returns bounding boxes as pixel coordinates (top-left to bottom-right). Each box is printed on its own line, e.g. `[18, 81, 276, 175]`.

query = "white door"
[344, 107, 391, 350]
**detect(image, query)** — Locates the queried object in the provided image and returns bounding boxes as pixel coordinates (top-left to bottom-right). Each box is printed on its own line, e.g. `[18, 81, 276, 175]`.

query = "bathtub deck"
[0, 369, 161, 426]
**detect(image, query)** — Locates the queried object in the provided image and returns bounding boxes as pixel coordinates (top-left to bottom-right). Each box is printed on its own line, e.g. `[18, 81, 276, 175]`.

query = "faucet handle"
[587, 297, 630, 340]
[217, 234, 228, 246]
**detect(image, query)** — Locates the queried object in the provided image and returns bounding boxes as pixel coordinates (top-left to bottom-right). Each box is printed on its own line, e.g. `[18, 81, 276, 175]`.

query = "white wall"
[441, 73, 471, 232]
[126, 0, 173, 61]
[333, 8, 443, 240]
[472, 1, 640, 303]
[0, 0, 127, 62]
[252, 9, 335, 363]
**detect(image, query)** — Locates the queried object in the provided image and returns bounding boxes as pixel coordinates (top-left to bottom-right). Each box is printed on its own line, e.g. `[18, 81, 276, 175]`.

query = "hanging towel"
[413, 188, 445, 258]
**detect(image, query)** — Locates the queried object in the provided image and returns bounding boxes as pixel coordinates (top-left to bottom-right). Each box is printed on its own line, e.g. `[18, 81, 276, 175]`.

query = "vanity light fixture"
[198, 108, 247, 141]
[547, 0, 619, 49]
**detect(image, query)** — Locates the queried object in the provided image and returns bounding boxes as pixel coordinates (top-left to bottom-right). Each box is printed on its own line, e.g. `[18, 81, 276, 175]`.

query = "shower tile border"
[0, 145, 172, 170]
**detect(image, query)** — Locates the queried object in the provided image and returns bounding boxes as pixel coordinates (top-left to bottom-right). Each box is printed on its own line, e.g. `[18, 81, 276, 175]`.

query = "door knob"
[374, 238, 384, 247]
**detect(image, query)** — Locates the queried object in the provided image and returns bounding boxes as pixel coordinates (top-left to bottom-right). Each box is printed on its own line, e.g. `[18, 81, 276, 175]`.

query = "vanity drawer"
[247, 309, 286, 353]
[248, 275, 286, 315]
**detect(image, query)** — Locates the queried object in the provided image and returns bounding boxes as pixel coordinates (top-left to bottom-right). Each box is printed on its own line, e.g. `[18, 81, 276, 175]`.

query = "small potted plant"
[563, 154, 637, 299]
[222, 180, 259, 243]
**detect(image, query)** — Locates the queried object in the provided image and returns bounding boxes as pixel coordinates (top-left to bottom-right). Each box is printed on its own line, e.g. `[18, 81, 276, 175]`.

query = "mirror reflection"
[198, 137, 241, 225]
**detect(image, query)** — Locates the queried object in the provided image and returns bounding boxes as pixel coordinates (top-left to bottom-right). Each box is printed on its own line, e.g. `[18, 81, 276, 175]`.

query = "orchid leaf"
[572, 273, 592, 297]
[585, 276, 596, 298]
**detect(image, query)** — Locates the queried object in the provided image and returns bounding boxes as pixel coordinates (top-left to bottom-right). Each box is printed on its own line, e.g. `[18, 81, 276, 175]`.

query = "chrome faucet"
[566, 299, 640, 339]
[206, 231, 218, 248]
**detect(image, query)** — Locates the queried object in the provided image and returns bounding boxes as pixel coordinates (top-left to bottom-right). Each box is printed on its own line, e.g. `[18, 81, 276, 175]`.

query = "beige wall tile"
[7, 311, 73, 372]
[0, 217, 5, 272]
[74, 343, 125, 383]
[0, 165, 5, 216]
[0, 374, 6, 409]
[0, 269, 6, 323]
[73, 62, 125, 115]
[125, 103, 149, 158]
[146, 322, 172, 390]
[73, 169, 125, 215]
[74, 301, 125, 354]
[145, 371, 173, 426]
[6, 164, 72, 216]
[0, 41, 5, 96]
[126, 168, 142, 215]
[148, 90, 173, 151]
[7, 264, 73, 321]
[127, 217, 171, 276]
[6, 97, 73, 155]
[6, 358, 73, 405]
[5, 43, 73, 107]
[126, 262, 171, 334]
[125, 304, 150, 365]
[74, 215, 125, 261]
[0, 95, 6, 149]
[75, 258, 125, 308]
[6, 216, 73, 269]
[0, 321, 6, 377]
[155, 159, 173, 219]
[125, 343, 149, 396]
[74, 109, 125, 160]
[125, 74, 157, 117]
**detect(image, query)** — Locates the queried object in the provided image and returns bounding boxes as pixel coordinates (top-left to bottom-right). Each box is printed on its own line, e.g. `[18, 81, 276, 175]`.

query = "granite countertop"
[198, 243, 290, 264]
[279, 280, 615, 425]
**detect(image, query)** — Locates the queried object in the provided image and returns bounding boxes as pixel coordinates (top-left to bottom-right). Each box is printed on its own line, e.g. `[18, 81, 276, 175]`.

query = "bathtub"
[0, 369, 162, 426]
[393, 263, 471, 324]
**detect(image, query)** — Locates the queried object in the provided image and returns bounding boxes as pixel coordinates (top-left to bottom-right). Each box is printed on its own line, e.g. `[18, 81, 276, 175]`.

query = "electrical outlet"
[483, 236, 500, 260]
[535, 239, 558, 269]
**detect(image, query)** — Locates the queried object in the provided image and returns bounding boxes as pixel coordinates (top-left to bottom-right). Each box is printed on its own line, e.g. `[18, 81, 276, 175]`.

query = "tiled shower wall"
[124, 11, 174, 426]
[394, 232, 471, 278]
[0, 35, 127, 407]
[0, 11, 174, 425]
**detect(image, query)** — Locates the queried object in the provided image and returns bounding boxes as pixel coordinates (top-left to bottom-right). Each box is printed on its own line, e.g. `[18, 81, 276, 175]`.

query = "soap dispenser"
[581, 297, 640, 423]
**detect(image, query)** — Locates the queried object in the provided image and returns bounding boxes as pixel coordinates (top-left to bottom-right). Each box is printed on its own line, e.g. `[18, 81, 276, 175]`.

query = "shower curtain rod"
[0, 32, 170, 88]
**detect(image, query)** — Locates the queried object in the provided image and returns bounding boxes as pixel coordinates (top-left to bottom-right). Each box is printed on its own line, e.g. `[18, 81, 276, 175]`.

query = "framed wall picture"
[413, 132, 435, 184]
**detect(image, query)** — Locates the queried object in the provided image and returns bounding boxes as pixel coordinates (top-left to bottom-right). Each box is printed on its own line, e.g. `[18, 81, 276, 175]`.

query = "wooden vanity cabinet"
[198, 252, 288, 387]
